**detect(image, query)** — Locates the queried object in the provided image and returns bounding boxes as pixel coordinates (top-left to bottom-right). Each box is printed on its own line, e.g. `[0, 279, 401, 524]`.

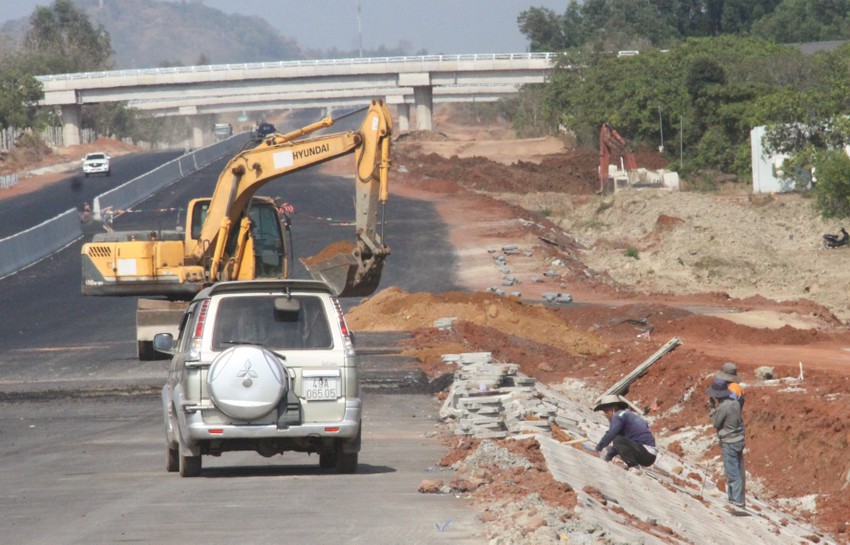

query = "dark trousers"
[612, 436, 656, 467]
[721, 439, 746, 506]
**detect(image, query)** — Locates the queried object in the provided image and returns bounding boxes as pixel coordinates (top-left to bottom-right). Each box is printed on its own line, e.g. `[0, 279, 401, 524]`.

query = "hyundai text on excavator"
[81, 99, 392, 359]
[598, 122, 637, 194]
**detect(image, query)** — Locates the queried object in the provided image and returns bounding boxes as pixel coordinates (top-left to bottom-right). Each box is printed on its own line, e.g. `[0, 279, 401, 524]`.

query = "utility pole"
[658, 106, 664, 153]
[357, 2, 363, 58]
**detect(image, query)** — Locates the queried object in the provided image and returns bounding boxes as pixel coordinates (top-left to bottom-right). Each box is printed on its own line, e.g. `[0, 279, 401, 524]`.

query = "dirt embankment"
[347, 111, 850, 541]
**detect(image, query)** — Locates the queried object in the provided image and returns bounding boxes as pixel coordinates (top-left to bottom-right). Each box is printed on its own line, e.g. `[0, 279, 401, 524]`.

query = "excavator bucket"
[301, 240, 386, 298]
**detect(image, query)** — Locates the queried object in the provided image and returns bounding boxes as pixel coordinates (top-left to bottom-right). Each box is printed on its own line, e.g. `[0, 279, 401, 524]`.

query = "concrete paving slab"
[538, 434, 834, 543]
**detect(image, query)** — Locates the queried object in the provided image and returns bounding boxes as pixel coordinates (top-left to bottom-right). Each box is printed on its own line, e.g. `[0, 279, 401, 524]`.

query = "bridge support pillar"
[191, 117, 204, 149]
[396, 103, 410, 132]
[60, 104, 81, 147]
[413, 86, 433, 131]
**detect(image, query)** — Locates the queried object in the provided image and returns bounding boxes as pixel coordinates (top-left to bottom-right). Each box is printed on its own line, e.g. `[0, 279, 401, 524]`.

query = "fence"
[0, 126, 98, 152]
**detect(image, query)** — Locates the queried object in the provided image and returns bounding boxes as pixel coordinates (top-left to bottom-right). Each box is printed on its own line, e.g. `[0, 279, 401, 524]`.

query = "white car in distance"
[81, 152, 111, 177]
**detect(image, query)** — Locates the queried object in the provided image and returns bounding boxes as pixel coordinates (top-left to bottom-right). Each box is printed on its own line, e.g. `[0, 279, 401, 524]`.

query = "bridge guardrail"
[0, 133, 250, 280]
[37, 53, 558, 82]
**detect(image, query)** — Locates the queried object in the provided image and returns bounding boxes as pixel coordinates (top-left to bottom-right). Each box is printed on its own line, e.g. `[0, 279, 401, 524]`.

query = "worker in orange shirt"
[715, 362, 744, 409]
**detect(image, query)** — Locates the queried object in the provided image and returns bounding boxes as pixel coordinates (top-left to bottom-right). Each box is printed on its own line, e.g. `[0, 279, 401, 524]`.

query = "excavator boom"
[199, 100, 392, 296]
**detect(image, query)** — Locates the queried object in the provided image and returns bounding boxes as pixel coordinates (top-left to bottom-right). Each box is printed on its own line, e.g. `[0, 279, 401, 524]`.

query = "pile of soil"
[348, 111, 850, 541]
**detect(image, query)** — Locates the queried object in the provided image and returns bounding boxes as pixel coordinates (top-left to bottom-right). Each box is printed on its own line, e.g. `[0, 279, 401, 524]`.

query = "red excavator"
[599, 122, 637, 193]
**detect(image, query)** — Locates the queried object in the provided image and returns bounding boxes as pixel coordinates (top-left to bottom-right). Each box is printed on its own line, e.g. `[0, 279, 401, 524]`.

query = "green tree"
[517, 0, 790, 54]
[752, 0, 850, 42]
[539, 36, 798, 177]
[811, 149, 850, 219]
[719, 0, 782, 34]
[517, 7, 567, 51]
[0, 60, 43, 128]
[24, 0, 113, 74]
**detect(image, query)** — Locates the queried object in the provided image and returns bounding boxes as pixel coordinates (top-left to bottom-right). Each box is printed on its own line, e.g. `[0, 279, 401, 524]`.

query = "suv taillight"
[189, 299, 210, 359]
[331, 297, 349, 336]
[332, 297, 355, 355]
[194, 300, 209, 338]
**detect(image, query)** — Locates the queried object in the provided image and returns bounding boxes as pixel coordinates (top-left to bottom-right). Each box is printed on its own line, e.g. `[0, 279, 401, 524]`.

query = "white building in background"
[751, 125, 796, 193]
[752, 124, 850, 193]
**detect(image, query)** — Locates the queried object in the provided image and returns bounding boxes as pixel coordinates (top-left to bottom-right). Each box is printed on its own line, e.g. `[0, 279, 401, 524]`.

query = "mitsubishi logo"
[237, 360, 258, 388]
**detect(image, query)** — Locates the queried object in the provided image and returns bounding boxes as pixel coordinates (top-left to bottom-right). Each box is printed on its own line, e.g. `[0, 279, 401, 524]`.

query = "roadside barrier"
[0, 174, 18, 189]
[0, 208, 80, 279]
[0, 133, 250, 279]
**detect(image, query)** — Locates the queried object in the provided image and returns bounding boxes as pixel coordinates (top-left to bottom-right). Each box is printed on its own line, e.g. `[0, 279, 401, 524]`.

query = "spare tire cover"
[207, 346, 287, 420]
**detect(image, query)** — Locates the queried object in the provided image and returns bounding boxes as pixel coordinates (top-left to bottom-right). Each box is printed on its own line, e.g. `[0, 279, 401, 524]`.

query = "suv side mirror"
[153, 333, 175, 354]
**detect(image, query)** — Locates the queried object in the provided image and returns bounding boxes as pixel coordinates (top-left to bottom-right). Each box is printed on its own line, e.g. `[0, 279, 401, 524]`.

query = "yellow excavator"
[81, 99, 392, 359]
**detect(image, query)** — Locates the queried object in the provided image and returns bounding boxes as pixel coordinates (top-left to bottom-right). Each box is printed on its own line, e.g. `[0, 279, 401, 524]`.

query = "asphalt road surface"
[0, 150, 181, 238]
[0, 140, 486, 544]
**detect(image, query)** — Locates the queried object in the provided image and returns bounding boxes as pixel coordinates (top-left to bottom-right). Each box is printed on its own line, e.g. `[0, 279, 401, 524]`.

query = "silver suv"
[154, 280, 361, 477]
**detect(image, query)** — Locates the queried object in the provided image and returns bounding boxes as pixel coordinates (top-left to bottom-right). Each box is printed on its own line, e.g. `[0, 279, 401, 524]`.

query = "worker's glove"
[582, 442, 595, 452]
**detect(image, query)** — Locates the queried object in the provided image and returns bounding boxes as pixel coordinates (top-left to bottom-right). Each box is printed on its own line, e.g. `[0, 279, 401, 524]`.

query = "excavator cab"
[187, 196, 287, 280]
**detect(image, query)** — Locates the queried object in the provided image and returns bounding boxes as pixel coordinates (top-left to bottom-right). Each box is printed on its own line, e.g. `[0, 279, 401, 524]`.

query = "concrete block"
[472, 430, 509, 439]
[458, 352, 493, 364]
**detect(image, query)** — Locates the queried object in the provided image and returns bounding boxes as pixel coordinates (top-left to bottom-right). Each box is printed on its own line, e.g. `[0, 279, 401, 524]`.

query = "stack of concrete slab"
[439, 351, 564, 439]
[440, 352, 838, 543]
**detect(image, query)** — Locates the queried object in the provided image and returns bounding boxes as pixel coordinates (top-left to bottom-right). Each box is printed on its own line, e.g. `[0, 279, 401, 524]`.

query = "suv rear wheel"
[179, 451, 202, 477]
[166, 444, 179, 472]
[334, 424, 360, 474]
[319, 442, 358, 473]
[335, 450, 358, 474]
[319, 449, 336, 469]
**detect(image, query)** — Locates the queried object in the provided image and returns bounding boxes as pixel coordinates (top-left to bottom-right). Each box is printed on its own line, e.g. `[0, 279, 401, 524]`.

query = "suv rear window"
[211, 295, 332, 350]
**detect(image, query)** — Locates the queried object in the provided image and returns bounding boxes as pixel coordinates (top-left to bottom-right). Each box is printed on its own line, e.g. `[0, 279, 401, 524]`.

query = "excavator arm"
[192, 99, 392, 296]
[599, 122, 637, 193]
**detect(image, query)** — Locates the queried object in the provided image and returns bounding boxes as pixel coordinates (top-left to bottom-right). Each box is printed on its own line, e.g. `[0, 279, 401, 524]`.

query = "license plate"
[303, 376, 340, 400]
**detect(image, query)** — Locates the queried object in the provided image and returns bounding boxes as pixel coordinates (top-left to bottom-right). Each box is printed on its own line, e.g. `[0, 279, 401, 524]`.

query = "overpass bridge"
[37, 53, 556, 147]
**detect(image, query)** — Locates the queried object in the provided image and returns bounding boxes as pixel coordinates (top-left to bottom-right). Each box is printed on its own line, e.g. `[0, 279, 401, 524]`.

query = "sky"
[2, 0, 571, 54]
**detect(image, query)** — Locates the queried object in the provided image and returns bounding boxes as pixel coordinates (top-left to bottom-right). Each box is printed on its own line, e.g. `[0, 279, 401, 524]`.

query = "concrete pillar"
[396, 103, 410, 132]
[413, 86, 433, 131]
[191, 116, 204, 149]
[60, 104, 81, 147]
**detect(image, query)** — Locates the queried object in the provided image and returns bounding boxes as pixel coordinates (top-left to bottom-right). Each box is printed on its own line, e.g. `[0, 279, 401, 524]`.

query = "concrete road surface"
[0, 391, 486, 544]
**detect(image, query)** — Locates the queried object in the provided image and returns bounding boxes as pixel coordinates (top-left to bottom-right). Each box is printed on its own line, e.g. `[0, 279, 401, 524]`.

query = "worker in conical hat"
[592, 394, 657, 469]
